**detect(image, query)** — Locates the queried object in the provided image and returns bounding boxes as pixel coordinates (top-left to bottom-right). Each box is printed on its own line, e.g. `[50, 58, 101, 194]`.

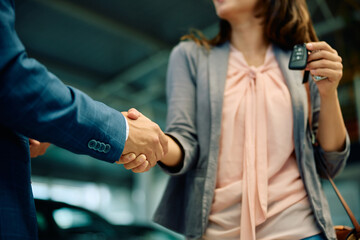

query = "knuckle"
[338, 62, 343, 70]
[152, 136, 160, 145]
[338, 72, 343, 79]
[152, 123, 160, 131]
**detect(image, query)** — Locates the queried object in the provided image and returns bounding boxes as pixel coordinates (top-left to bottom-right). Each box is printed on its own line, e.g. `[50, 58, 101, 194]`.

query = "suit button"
[99, 143, 106, 152]
[104, 144, 111, 153]
[94, 141, 101, 151]
[88, 140, 96, 149]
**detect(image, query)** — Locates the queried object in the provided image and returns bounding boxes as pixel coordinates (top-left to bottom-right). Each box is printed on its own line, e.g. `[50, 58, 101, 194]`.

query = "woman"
[123, 0, 350, 239]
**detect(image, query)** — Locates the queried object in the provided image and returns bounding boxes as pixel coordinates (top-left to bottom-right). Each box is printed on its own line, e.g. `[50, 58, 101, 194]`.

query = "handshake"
[29, 108, 169, 174]
[117, 108, 169, 173]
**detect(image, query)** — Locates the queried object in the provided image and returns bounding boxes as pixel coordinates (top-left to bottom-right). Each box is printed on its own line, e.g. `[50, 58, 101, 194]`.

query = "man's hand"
[121, 108, 168, 168]
[29, 139, 50, 158]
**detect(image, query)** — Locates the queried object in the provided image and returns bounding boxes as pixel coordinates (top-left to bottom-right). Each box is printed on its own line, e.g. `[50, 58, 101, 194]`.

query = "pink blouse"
[203, 45, 320, 240]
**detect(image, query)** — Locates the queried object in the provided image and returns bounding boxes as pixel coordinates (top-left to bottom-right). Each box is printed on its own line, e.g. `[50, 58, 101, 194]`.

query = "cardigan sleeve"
[309, 77, 350, 177]
[158, 42, 200, 175]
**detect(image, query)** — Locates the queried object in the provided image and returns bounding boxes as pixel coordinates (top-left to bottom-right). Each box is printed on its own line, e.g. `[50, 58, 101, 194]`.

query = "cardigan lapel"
[206, 43, 308, 161]
[208, 42, 230, 146]
[274, 45, 308, 167]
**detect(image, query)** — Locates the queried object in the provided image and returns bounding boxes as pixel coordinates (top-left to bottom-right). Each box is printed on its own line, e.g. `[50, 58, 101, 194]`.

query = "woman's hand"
[306, 41, 347, 152]
[305, 41, 343, 97]
[116, 153, 151, 173]
[29, 139, 50, 158]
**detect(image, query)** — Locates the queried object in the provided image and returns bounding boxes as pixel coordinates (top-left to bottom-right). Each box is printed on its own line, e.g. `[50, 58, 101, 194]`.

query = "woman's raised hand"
[305, 41, 343, 97]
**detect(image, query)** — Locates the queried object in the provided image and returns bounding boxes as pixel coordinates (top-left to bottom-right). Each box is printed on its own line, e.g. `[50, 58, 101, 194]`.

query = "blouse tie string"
[241, 66, 269, 240]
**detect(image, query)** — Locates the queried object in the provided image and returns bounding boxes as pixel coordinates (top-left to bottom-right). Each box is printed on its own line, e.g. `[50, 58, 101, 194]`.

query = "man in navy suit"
[0, 0, 168, 239]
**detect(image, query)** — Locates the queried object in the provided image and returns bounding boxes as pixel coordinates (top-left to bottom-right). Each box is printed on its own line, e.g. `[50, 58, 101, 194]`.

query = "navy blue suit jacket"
[0, 1, 127, 239]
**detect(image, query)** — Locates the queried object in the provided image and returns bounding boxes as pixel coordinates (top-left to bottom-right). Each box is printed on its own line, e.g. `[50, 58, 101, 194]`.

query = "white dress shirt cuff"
[123, 115, 129, 140]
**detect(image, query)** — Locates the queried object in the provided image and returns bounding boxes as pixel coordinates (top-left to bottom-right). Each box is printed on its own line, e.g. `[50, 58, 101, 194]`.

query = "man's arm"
[0, 0, 167, 163]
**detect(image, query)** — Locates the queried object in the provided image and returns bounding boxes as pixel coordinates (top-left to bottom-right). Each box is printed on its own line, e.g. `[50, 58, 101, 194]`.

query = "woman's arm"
[160, 135, 183, 167]
[119, 42, 199, 173]
[317, 91, 346, 151]
[306, 42, 347, 152]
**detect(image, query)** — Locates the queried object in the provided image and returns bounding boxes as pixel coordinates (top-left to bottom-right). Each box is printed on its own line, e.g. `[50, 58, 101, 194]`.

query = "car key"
[289, 43, 308, 70]
[289, 43, 310, 83]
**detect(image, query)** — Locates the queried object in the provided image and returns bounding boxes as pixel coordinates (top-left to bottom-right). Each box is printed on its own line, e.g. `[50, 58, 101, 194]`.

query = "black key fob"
[289, 44, 308, 70]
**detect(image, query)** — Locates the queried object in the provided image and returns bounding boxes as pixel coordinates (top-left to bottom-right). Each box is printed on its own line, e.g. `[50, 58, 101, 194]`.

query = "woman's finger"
[132, 161, 149, 173]
[306, 41, 336, 53]
[116, 153, 136, 164]
[310, 68, 342, 82]
[306, 59, 342, 71]
[123, 154, 147, 170]
[307, 50, 342, 63]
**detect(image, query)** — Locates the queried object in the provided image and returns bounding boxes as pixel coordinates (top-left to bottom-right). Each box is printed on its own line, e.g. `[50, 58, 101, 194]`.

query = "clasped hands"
[117, 108, 168, 173]
[28, 108, 168, 174]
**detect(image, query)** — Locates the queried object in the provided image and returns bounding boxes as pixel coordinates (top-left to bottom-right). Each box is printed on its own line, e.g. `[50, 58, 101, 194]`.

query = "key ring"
[312, 75, 328, 81]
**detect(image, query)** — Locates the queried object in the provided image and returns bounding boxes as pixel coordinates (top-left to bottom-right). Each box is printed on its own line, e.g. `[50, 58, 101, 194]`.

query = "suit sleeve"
[0, 0, 126, 163]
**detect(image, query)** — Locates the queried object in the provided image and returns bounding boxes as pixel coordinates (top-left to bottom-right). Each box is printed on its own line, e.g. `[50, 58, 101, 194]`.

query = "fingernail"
[128, 153, 136, 160]
[139, 154, 147, 161]
[306, 43, 313, 48]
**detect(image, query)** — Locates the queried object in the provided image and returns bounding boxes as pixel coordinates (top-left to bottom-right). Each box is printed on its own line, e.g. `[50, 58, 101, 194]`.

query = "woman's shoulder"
[171, 40, 206, 57]
[167, 41, 206, 68]
[170, 40, 229, 61]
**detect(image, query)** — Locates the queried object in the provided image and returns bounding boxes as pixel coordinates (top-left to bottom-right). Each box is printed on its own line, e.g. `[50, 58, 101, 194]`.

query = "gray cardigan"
[153, 41, 350, 240]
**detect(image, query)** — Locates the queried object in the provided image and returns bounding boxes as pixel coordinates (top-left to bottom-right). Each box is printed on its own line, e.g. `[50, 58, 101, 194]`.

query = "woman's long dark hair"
[182, 0, 318, 50]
